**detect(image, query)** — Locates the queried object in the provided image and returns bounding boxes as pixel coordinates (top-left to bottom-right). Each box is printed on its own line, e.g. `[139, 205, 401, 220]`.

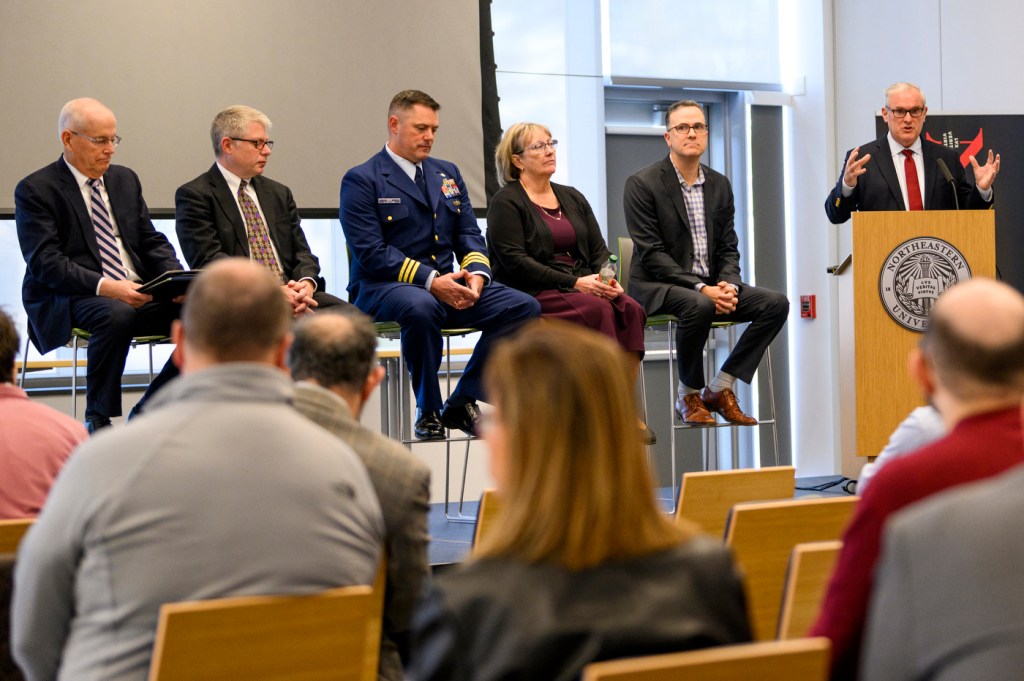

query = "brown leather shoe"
[675, 393, 715, 424]
[700, 387, 757, 425]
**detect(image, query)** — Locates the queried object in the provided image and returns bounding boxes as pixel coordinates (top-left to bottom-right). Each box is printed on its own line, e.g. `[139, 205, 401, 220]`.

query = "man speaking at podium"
[825, 82, 1000, 224]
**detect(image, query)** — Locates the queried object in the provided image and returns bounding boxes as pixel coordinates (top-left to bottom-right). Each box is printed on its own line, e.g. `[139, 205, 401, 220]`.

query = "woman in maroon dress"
[488, 122, 652, 443]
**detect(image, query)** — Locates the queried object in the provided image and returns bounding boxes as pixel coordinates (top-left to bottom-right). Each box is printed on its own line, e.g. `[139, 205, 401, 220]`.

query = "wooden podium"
[850, 210, 995, 457]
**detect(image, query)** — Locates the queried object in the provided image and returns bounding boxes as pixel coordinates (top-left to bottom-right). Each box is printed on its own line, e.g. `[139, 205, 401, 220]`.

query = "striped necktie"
[87, 178, 125, 280]
[238, 179, 284, 281]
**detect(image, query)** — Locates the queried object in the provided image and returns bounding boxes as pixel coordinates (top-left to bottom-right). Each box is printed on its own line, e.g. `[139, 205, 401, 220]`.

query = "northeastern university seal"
[878, 237, 971, 332]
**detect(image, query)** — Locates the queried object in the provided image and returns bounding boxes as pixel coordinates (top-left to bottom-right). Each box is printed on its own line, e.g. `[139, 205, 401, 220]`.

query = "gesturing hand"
[970, 149, 1001, 191]
[843, 146, 872, 188]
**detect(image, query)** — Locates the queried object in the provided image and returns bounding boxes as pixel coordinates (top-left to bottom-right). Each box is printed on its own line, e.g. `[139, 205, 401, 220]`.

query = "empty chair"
[725, 497, 858, 640]
[0, 519, 33, 554]
[676, 466, 795, 538]
[148, 585, 381, 681]
[580, 636, 831, 681]
[777, 541, 843, 640]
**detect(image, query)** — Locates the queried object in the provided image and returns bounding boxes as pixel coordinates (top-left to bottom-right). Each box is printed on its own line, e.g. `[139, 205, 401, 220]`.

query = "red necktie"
[902, 149, 924, 211]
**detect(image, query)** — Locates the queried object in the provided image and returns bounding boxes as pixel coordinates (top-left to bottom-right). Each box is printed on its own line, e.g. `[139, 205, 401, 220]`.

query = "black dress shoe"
[440, 400, 482, 437]
[84, 417, 112, 435]
[414, 410, 445, 440]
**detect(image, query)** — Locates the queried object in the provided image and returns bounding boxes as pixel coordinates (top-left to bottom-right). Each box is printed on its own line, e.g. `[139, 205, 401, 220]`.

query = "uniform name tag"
[378, 198, 401, 204]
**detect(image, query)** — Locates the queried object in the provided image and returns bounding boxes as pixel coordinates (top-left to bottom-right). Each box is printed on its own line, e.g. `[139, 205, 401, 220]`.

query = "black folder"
[138, 270, 199, 299]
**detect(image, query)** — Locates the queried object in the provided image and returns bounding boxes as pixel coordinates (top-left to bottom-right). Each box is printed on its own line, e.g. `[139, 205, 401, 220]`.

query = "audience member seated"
[340, 89, 540, 440]
[488, 122, 653, 444]
[0, 308, 87, 519]
[175, 105, 348, 316]
[11, 259, 385, 681]
[287, 310, 430, 681]
[810, 277, 1024, 681]
[410, 319, 752, 681]
[862, 456, 1024, 681]
[15, 97, 185, 433]
[856, 404, 944, 494]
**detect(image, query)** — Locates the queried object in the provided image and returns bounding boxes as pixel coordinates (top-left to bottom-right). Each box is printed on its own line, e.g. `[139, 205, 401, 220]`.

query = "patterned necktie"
[902, 149, 924, 211]
[87, 178, 125, 280]
[238, 179, 284, 281]
[415, 165, 430, 205]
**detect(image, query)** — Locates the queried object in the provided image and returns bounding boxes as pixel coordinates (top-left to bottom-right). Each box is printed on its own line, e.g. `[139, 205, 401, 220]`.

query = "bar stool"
[374, 322, 482, 523]
[19, 326, 171, 419]
[618, 238, 779, 509]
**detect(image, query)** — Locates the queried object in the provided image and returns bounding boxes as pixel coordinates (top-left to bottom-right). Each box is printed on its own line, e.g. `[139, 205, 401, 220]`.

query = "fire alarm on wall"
[800, 295, 816, 319]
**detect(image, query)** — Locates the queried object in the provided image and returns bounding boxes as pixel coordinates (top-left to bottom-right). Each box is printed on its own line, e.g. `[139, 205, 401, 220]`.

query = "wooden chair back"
[471, 488, 502, 556]
[580, 637, 831, 681]
[148, 584, 380, 681]
[0, 519, 33, 554]
[777, 540, 842, 640]
[725, 496, 857, 640]
[675, 466, 795, 537]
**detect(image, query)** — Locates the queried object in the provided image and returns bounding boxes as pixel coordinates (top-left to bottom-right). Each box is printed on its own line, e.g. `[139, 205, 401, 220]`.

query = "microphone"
[936, 158, 959, 210]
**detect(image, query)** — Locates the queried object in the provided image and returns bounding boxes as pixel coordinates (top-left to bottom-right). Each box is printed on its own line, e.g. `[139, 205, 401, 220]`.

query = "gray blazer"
[293, 382, 431, 681]
[862, 464, 1024, 681]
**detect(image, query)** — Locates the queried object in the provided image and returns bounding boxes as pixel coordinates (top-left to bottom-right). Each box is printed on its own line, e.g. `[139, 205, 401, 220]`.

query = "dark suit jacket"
[340, 148, 490, 308]
[175, 164, 325, 289]
[623, 157, 741, 314]
[487, 180, 611, 295]
[15, 158, 182, 353]
[824, 135, 993, 224]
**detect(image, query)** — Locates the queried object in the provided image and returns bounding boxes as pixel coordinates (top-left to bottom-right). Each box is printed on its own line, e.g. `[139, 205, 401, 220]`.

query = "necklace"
[539, 204, 562, 221]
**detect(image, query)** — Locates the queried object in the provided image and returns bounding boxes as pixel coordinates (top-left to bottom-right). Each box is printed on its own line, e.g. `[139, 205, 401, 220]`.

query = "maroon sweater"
[810, 406, 1023, 681]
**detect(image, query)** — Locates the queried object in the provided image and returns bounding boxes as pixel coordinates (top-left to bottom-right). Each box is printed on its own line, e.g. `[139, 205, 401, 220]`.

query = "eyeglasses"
[886, 106, 925, 119]
[519, 139, 558, 154]
[667, 123, 708, 135]
[231, 137, 275, 150]
[69, 130, 121, 147]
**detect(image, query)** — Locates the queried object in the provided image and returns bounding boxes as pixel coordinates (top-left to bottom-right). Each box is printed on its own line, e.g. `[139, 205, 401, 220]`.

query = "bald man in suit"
[15, 97, 183, 433]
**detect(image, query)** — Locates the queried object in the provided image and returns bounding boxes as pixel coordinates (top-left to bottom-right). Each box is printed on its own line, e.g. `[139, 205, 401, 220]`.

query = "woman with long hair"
[410, 319, 751, 681]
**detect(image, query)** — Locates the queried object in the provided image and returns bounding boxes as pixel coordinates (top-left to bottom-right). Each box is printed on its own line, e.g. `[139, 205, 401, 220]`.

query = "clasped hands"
[284, 279, 317, 316]
[574, 273, 622, 300]
[431, 269, 484, 310]
[701, 281, 738, 314]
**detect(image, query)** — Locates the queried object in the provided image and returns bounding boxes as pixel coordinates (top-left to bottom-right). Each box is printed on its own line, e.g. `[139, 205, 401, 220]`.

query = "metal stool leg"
[19, 334, 30, 389]
[71, 334, 82, 420]
[637, 358, 655, 476]
[764, 347, 780, 466]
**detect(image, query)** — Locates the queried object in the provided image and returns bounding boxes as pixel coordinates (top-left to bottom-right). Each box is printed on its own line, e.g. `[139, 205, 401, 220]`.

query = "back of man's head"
[0, 308, 19, 384]
[180, 259, 291, 364]
[922, 278, 1024, 402]
[287, 309, 378, 394]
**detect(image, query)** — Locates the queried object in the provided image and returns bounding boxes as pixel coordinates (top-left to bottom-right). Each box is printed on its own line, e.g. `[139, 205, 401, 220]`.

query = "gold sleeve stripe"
[399, 258, 421, 283]
[461, 252, 490, 268]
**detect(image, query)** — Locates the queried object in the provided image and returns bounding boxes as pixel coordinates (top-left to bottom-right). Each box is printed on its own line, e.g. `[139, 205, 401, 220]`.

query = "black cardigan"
[487, 180, 612, 295]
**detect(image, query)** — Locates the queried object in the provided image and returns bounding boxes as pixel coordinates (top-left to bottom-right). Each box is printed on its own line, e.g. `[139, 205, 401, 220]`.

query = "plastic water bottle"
[599, 255, 618, 283]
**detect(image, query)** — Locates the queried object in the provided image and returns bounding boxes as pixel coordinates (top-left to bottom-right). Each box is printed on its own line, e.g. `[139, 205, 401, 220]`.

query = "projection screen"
[0, 0, 486, 215]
